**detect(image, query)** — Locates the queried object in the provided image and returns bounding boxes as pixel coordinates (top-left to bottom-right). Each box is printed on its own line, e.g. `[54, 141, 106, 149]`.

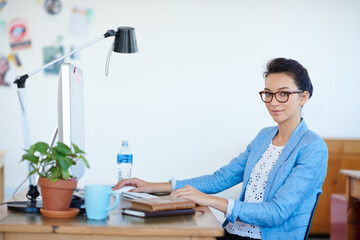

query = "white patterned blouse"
[224, 143, 284, 239]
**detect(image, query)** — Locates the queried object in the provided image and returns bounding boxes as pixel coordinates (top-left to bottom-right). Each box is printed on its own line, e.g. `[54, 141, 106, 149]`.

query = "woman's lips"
[272, 110, 283, 115]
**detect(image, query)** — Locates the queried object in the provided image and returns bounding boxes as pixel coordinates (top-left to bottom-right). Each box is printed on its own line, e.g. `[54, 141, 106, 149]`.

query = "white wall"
[1, 0, 359, 201]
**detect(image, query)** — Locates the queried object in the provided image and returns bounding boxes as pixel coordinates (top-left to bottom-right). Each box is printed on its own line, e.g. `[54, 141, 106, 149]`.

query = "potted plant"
[21, 141, 89, 211]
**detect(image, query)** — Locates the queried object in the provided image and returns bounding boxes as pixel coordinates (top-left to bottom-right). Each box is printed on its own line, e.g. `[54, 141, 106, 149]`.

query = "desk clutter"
[1, 190, 224, 239]
[129, 196, 196, 212]
[40, 207, 79, 218]
[75, 186, 159, 200]
[7, 186, 195, 219]
[71, 187, 196, 219]
[122, 208, 195, 218]
[122, 196, 196, 218]
[121, 191, 159, 200]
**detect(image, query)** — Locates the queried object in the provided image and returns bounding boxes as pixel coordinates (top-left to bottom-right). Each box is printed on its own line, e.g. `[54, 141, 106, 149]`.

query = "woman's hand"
[113, 177, 172, 193]
[170, 185, 211, 205]
[113, 177, 152, 192]
[170, 185, 228, 213]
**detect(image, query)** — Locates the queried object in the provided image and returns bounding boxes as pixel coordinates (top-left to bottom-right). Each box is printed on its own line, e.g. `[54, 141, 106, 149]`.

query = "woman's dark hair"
[264, 58, 313, 98]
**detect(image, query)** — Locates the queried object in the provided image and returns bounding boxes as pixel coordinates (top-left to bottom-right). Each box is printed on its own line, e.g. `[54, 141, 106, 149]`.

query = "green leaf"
[72, 143, 85, 154]
[21, 153, 39, 164]
[50, 147, 60, 156]
[28, 144, 36, 155]
[35, 142, 49, 155]
[40, 157, 52, 165]
[80, 155, 90, 168]
[55, 142, 72, 155]
[49, 177, 59, 183]
[62, 170, 70, 180]
[48, 166, 60, 179]
[20, 140, 89, 181]
[58, 156, 72, 170]
[28, 169, 38, 177]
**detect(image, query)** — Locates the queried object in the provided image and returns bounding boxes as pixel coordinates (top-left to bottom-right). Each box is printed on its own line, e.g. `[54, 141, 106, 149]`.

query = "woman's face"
[264, 73, 308, 125]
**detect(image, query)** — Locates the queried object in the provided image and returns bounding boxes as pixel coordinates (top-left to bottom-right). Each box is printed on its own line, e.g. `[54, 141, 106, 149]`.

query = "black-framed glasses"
[259, 90, 303, 103]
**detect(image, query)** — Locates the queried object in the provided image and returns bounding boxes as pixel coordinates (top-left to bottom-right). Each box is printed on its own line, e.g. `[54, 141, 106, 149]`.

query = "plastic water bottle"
[117, 140, 133, 182]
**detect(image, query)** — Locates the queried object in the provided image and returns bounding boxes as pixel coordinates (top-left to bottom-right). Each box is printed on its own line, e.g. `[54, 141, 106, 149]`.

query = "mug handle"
[105, 192, 120, 211]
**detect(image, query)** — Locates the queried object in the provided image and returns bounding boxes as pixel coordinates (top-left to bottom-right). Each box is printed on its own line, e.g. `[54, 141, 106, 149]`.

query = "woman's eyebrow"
[278, 87, 290, 90]
[264, 87, 290, 91]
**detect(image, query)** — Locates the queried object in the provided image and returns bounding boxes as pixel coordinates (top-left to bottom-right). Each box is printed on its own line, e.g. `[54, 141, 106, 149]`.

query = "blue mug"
[85, 185, 120, 220]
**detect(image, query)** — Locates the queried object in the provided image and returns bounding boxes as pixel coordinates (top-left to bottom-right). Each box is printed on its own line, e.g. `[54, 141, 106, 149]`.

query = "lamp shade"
[113, 27, 138, 53]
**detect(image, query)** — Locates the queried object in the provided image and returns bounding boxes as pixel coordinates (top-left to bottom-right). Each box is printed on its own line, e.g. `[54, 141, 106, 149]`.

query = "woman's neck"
[273, 117, 301, 146]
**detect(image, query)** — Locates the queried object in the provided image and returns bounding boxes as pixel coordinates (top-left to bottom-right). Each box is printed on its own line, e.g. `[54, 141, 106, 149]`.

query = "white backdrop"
[1, 0, 359, 201]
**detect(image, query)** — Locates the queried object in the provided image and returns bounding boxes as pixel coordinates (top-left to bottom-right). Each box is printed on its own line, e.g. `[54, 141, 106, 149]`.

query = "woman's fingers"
[170, 185, 213, 206]
[113, 178, 141, 190]
[171, 185, 197, 198]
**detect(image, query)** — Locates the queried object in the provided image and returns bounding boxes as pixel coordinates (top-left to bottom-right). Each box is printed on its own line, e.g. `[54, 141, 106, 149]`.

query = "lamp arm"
[14, 29, 116, 89]
[12, 29, 117, 203]
[16, 88, 37, 201]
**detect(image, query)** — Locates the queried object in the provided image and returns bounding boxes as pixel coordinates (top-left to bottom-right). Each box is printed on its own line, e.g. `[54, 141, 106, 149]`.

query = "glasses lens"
[275, 92, 289, 103]
[260, 92, 272, 102]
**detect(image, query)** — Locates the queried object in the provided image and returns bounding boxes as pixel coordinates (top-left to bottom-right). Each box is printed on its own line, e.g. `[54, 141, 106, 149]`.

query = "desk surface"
[340, 169, 360, 180]
[340, 169, 360, 240]
[0, 192, 223, 240]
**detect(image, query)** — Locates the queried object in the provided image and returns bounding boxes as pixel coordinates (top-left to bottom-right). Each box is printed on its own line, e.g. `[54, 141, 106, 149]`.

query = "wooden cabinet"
[310, 140, 360, 234]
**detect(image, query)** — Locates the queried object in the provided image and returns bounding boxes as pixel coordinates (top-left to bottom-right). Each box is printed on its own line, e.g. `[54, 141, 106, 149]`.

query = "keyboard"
[121, 192, 159, 200]
[74, 188, 85, 199]
[74, 187, 158, 200]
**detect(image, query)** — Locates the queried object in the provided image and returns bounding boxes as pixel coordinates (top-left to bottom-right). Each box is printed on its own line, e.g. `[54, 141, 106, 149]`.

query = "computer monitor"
[58, 62, 85, 180]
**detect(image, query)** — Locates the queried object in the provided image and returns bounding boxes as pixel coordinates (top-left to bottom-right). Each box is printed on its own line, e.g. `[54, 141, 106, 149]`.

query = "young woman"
[114, 58, 328, 240]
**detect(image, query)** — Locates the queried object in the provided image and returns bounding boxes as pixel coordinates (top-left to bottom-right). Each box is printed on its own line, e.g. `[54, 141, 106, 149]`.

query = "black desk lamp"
[8, 27, 138, 213]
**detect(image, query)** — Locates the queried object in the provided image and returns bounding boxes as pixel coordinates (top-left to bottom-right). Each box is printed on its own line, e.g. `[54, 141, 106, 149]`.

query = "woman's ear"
[300, 91, 310, 106]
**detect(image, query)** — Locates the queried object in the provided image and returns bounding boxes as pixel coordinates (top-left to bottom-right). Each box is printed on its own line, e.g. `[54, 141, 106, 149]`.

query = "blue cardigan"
[174, 120, 328, 240]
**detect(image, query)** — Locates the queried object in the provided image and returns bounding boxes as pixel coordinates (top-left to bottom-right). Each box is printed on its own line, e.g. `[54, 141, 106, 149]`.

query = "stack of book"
[122, 196, 196, 218]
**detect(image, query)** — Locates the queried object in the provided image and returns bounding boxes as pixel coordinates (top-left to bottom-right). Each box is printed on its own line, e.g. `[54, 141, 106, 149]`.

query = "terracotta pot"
[39, 177, 77, 211]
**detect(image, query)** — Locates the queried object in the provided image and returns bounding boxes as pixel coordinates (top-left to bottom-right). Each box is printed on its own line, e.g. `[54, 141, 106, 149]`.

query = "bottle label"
[117, 154, 133, 164]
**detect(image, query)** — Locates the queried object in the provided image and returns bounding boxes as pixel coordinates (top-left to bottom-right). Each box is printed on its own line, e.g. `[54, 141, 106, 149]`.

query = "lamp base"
[7, 196, 84, 214]
[7, 201, 42, 213]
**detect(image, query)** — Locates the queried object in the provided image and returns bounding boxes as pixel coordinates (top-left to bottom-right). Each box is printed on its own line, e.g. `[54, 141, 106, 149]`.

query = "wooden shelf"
[310, 139, 360, 234]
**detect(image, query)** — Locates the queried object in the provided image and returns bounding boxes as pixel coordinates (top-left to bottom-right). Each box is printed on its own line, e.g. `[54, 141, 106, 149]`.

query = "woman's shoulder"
[248, 125, 278, 145]
[302, 129, 328, 150]
[254, 120, 327, 151]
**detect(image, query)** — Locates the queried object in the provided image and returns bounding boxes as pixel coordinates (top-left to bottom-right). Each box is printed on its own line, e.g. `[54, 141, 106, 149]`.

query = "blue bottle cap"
[122, 141, 129, 147]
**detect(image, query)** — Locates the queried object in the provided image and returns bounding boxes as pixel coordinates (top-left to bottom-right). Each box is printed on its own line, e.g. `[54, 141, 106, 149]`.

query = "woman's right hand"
[113, 178, 172, 193]
[113, 177, 152, 192]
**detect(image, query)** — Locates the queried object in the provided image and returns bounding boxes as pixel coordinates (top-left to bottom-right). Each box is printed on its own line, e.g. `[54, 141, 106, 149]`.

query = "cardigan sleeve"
[173, 138, 255, 194]
[227, 137, 328, 226]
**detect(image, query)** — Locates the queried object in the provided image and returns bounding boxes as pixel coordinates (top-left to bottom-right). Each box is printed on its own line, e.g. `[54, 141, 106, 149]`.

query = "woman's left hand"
[170, 185, 212, 206]
[170, 185, 229, 213]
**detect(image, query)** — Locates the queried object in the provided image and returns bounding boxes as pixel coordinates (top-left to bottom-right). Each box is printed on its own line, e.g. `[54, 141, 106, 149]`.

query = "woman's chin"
[271, 115, 284, 124]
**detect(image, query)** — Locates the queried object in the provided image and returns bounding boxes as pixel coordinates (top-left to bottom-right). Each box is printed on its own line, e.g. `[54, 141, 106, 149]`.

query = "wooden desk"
[0, 151, 5, 203]
[340, 169, 360, 240]
[0, 192, 223, 240]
